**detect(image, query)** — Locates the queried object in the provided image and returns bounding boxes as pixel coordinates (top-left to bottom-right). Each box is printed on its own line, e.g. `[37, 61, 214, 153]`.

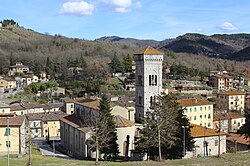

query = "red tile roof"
[0, 115, 25, 127]
[227, 133, 250, 145]
[191, 124, 227, 138]
[135, 46, 163, 55]
[178, 98, 212, 107]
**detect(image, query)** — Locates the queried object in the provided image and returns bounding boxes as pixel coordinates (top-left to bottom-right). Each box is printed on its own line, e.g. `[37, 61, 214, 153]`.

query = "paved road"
[39, 144, 70, 159]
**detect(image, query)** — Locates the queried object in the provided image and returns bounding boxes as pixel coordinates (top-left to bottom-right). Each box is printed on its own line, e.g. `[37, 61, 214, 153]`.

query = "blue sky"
[0, 0, 250, 40]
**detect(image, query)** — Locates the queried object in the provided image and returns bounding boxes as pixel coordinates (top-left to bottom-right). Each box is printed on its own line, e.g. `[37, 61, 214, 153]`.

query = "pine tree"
[109, 53, 123, 74]
[136, 94, 192, 160]
[90, 95, 119, 163]
[123, 54, 132, 73]
[238, 110, 250, 137]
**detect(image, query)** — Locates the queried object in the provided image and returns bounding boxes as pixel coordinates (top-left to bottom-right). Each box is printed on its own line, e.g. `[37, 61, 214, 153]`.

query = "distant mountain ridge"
[98, 33, 250, 60]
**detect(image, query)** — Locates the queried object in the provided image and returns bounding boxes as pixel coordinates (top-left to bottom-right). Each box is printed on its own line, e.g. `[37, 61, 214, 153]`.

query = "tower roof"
[135, 46, 163, 55]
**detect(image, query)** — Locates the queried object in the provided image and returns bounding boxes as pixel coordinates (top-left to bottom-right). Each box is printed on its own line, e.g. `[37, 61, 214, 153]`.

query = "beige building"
[213, 112, 245, 133]
[8, 62, 29, 77]
[217, 91, 245, 113]
[0, 77, 17, 90]
[209, 75, 233, 90]
[179, 98, 214, 128]
[0, 115, 26, 155]
[245, 95, 250, 110]
[26, 112, 64, 139]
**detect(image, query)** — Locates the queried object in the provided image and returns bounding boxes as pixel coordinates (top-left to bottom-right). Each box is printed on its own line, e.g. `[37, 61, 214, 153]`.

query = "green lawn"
[1, 148, 250, 166]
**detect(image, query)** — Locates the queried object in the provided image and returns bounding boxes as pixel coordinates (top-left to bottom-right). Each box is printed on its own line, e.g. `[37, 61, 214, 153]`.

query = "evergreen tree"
[136, 94, 192, 160]
[45, 57, 54, 78]
[238, 111, 250, 137]
[90, 95, 119, 162]
[109, 53, 123, 74]
[123, 54, 132, 73]
[79, 54, 87, 69]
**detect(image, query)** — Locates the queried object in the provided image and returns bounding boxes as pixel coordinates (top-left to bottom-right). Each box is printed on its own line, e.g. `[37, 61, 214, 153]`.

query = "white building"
[133, 46, 163, 122]
[186, 124, 227, 158]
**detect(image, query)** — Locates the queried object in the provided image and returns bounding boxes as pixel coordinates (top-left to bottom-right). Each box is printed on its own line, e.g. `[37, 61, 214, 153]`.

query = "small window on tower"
[149, 75, 151, 85]
[155, 75, 157, 85]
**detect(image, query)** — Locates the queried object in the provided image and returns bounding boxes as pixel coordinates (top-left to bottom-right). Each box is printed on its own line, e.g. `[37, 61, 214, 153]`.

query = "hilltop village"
[0, 46, 250, 163]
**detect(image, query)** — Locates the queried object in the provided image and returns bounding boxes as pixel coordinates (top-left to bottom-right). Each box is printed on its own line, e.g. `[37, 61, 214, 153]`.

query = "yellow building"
[0, 115, 26, 155]
[217, 91, 245, 113]
[0, 102, 10, 114]
[209, 75, 233, 90]
[0, 77, 16, 90]
[178, 98, 214, 128]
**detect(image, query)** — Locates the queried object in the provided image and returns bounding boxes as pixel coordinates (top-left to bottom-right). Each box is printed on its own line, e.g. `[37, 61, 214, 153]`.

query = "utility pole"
[7, 117, 10, 166]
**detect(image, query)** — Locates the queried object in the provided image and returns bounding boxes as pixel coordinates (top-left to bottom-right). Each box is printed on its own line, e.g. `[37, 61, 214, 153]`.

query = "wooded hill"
[1, 22, 250, 76]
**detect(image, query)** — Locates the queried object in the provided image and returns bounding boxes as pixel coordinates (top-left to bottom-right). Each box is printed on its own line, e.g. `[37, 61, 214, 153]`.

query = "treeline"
[170, 63, 209, 80]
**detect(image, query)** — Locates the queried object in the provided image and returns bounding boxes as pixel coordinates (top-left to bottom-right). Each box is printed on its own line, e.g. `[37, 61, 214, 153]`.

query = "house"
[186, 124, 227, 158]
[26, 112, 65, 139]
[0, 115, 26, 155]
[213, 112, 245, 133]
[217, 91, 245, 113]
[40, 71, 48, 82]
[227, 133, 250, 152]
[62, 98, 75, 114]
[0, 77, 17, 91]
[209, 74, 233, 90]
[178, 98, 214, 128]
[8, 62, 30, 77]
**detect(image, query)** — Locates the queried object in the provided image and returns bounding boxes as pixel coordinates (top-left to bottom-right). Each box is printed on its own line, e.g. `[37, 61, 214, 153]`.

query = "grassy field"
[1, 147, 250, 166]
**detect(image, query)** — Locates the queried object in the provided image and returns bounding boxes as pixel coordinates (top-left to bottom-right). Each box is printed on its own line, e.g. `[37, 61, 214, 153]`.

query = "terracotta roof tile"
[135, 46, 163, 55]
[213, 112, 244, 121]
[227, 133, 250, 145]
[191, 124, 227, 138]
[114, 115, 135, 127]
[0, 115, 25, 126]
[178, 98, 212, 107]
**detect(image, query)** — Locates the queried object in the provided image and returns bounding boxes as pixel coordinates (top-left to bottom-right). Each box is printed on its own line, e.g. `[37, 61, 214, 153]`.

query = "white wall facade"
[134, 53, 163, 122]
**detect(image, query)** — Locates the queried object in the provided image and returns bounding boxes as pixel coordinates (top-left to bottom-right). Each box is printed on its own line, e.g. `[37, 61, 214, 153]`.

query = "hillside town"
[1, 46, 250, 165]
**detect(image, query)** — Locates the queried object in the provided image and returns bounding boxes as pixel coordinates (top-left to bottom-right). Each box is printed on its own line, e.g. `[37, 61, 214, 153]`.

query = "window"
[200, 107, 202, 111]
[33, 122, 36, 127]
[215, 140, 218, 146]
[194, 108, 197, 112]
[6, 141, 11, 147]
[71, 104, 73, 108]
[238, 122, 240, 127]
[45, 130, 48, 133]
[208, 106, 211, 110]
[35, 129, 38, 133]
[208, 122, 211, 127]
[2, 109, 4, 113]
[234, 120, 236, 124]
[208, 114, 211, 119]
[231, 102, 233, 105]
[155, 75, 157, 86]
[138, 75, 142, 86]
[194, 116, 197, 120]
[204, 115, 206, 118]
[139, 96, 142, 105]
[149, 75, 152, 85]
[5, 128, 10, 136]
[190, 108, 192, 113]
[200, 115, 202, 119]
[149, 75, 157, 86]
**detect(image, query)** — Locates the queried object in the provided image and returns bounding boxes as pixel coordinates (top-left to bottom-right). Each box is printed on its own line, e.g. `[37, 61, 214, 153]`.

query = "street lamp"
[182, 125, 189, 157]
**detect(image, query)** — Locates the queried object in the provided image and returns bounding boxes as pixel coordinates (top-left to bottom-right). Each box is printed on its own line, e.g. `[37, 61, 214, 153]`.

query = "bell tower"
[134, 46, 163, 122]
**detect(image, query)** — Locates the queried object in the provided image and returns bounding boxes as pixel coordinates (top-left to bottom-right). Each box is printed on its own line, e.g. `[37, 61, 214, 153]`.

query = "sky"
[0, 0, 250, 41]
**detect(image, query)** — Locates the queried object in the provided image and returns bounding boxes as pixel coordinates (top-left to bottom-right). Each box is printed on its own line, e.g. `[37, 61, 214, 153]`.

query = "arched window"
[150, 96, 153, 107]
[149, 75, 151, 85]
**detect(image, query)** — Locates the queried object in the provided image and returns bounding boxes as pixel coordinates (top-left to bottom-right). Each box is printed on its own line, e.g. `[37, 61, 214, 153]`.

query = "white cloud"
[196, 28, 203, 32]
[60, 1, 95, 16]
[135, 1, 142, 8]
[100, 0, 132, 12]
[218, 22, 238, 31]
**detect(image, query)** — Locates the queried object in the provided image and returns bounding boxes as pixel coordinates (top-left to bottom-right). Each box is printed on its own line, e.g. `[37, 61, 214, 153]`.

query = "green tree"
[90, 95, 119, 163]
[123, 54, 132, 73]
[109, 53, 123, 74]
[79, 54, 87, 69]
[45, 57, 54, 78]
[238, 111, 250, 137]
[45, 81, 59, 102]
[137, 94, 192, 160]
